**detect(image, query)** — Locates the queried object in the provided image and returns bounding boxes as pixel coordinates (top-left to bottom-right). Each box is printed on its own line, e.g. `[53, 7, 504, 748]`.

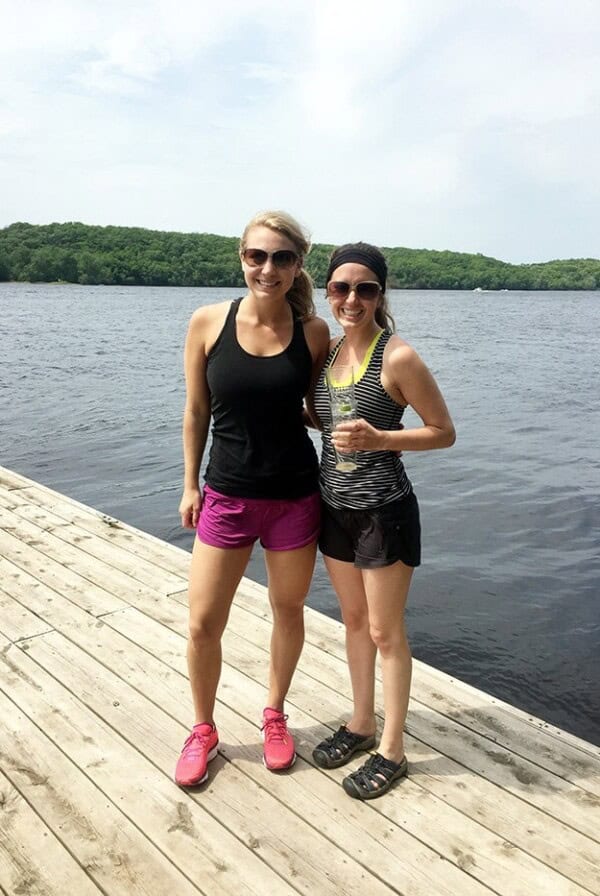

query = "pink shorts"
[197, 485, 321, 551]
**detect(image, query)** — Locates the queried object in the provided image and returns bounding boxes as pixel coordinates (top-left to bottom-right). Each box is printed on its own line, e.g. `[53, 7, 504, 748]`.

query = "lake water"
[2, 282, 599, 746]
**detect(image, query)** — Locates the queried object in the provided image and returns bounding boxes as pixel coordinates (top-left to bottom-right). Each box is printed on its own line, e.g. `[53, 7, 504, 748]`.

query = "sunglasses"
[327, 280, 381, 301]
[241, 248, 299, 269]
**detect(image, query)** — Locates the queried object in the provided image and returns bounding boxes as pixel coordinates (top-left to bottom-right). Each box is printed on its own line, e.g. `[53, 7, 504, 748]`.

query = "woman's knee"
[342, 605, 370, 633]
[188, 611, 227, 646]
[369, 622, 409, 656]
[270, 595, 305, 625]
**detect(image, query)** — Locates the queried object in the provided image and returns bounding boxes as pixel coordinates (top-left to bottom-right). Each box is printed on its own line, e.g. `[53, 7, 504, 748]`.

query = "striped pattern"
[314, 330, 412, 509]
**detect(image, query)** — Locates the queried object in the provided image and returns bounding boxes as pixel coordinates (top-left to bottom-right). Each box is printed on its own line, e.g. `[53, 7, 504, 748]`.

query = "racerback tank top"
[314, 329, 412, 509]
[204, 298, 319, 499]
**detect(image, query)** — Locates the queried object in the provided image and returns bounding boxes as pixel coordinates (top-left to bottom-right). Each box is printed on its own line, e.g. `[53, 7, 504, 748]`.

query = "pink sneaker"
[261, 707, 296, 770]
[175, 722, 219, 786]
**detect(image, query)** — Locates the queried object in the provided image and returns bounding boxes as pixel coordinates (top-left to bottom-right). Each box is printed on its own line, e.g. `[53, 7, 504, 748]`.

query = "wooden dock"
[0, 465, 599, 896]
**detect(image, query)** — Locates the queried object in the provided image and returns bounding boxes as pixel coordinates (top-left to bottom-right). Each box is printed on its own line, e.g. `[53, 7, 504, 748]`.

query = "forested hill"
[1, 221, 598, 290]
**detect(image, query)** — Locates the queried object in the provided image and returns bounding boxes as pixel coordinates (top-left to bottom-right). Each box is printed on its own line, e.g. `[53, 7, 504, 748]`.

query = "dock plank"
[0, 642, 299, 896]
[0, 470, 189, 578]
[0, 769, 103, 896]
[0, 525, 127, 616]
[4, 498, 185, 592]
[232, 577, 600, 763]
[2, 465, 600, 896]
[215, 597, 600, 795]
[0, 505, 167, 607]
[0, 586, 53, 643]
[19, 631, 405, 896]
[102, 606, 600, 896]
[139, 588, 600, 847]
[1, 559, 493, 896]
[16, 616, 491, 896]
[0, 646, 205, 896]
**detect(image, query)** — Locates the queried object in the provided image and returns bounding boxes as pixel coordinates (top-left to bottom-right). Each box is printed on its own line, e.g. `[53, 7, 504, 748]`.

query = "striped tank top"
[314, 329, 413, 510]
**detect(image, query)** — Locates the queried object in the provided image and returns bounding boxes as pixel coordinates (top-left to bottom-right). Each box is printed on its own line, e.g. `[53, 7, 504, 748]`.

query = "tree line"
[0, 221, 598, 290]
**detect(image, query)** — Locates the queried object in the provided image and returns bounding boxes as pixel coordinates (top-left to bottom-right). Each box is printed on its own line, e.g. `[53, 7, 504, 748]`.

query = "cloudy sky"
[2, 0, 599, 262]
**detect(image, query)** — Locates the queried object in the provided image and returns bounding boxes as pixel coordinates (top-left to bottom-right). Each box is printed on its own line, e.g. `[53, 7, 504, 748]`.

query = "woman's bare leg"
[187, 538, 253, 723]
[263, 541, 317, 709]
[324, 555, 377, 736]
[363, 560, 414, 762]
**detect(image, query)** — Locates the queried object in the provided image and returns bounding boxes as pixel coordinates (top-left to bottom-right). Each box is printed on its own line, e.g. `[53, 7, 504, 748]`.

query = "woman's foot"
[174, 722, 219, 787]
[261, 707, 296, 770]
[312, 725, 376, 769]
[342, 753, 408, 799]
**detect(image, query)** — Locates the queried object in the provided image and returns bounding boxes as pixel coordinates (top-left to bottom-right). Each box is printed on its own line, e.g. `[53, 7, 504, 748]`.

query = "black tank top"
[204, 298, 319, 499]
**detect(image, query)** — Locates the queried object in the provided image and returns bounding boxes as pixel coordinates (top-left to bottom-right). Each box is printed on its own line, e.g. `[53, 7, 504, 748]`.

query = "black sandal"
[342, 753, 408, 799]
[312, 726, 376, 769]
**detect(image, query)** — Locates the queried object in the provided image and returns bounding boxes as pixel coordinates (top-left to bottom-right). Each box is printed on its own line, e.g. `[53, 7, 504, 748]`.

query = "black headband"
[326, 243, 388, 290]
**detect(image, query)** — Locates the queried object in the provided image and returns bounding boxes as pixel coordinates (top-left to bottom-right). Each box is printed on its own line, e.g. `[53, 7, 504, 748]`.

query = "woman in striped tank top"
[311, 243, 456, 800]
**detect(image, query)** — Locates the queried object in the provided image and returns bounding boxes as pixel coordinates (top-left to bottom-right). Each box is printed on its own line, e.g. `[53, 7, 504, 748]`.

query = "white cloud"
[1, 0, 599, 260]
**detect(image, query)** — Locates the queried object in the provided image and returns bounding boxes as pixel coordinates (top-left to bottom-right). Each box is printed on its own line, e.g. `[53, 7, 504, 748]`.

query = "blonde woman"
[176, 211, 329, 786]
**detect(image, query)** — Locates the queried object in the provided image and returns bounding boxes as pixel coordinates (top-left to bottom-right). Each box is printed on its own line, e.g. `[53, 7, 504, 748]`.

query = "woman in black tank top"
[174, 211, 329, 787]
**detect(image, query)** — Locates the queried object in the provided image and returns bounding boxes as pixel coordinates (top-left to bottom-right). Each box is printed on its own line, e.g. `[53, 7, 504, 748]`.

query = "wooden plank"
[0, 567, 494, 896]
[171, 591, 600, 802]
[6, 560, 600, 894]
[214, 623, 600, 846]
[0, 505, 168, 607]
[0, 467, 190, 576]
[100, 607, 598, 896]
[407, 665, 600, 794]
[0, 468, 29, 491]
[14, 482, 192, 579]
[0, 646, 206, 896]
[105, 602, 600, 857]
[3, 466, 600, 894]
[0, 529, 127, 617]
[9, 464, 594, 775]
[21, 631, 409, 896]
[0, 768, 103, 896]
[224, 629, 600, 844]
[0, 642, 303, 896]
[19, 626, 493, 896]
[6, 556, 600, 894]
[0, 587, 53, 642]
[231, 578, 600, 762]
[8, 469, 595, 780]
[412, 656, 600, 753]
[4, 499, 186, 593]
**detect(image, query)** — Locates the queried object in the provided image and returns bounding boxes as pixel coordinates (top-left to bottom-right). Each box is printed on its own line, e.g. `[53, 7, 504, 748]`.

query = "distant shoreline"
[1, 222, 599, 290]
[2, 280, 599, 293]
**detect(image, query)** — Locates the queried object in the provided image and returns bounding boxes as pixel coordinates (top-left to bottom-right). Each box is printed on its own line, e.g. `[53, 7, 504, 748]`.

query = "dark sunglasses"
[327, 280, 381, 301]
[241, 248, 299, 269]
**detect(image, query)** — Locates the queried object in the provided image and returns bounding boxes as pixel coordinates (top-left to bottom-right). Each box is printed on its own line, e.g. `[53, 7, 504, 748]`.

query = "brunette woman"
[312, 242, 455, 799]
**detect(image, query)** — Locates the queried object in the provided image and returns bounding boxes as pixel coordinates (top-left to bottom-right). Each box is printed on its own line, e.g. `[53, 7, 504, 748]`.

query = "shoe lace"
[352, 753, 402, 789]
[262, 713, 289, 744]
[353, 753, 386, 787]
[327, 727, 350, 750]
[182, 728, 212, 758]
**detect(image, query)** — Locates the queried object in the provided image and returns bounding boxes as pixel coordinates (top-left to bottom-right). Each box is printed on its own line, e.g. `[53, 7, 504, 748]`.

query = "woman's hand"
[179, 487, 202, 529]
[332, 418, 384, 453]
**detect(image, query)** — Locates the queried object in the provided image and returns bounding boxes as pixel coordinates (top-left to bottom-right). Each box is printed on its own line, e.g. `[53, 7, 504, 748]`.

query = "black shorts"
[319, 491, 421, 569]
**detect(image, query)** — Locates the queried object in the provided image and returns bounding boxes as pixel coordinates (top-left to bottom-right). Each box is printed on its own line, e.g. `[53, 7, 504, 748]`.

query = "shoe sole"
[175, 743, 219, 787]
[312, 734, 376, 769]
[263, 752, 297, 771]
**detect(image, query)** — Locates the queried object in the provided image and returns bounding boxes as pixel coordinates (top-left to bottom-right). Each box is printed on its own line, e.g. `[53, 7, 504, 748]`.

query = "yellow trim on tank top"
[328, 329, 385, 387]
